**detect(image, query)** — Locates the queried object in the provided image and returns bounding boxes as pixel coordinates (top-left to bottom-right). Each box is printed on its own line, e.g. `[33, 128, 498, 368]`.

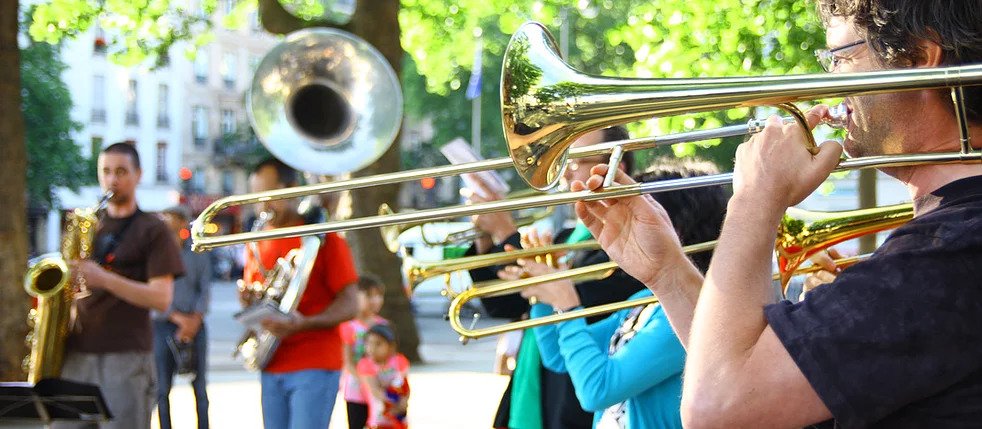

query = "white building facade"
[37, 1, 279, 253]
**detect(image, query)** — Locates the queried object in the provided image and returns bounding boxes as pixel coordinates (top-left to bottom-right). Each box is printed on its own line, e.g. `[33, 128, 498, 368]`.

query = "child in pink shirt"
[339, 275, 388, 429]
[357, 324, 410, 429]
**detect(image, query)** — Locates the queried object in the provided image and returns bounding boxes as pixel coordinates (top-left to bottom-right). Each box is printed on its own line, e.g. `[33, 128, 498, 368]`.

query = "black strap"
[94, 209, 141, 265]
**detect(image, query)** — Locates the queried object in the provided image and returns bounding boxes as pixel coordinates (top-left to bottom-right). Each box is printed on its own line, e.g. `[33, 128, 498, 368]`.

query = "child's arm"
[342, 342, 358, 376]
[359, 374, 386, 401]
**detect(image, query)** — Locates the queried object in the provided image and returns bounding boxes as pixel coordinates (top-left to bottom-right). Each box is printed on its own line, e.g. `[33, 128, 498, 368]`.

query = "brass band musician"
[574, 1, 982, 426]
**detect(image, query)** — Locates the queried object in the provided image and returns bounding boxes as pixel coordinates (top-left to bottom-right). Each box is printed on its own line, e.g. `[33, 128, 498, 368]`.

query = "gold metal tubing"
[407, 240, 600, 288]
[501, 22, 982, 190]
[772, 253, 871, 281]
[776, 203, 913, 287]
[193, 150, 979, 251]
[191, 124, 756, 251]
[449, 241, 717, 341]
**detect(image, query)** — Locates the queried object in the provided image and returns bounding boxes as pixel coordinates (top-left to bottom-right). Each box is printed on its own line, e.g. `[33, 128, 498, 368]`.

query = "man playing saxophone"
[242, 158, 359, 429]
[54, 142, 185, 429]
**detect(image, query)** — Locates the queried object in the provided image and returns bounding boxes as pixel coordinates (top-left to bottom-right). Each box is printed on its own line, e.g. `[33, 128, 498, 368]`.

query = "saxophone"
[23, 192, 112, 383]
[234, 217, 322, 371]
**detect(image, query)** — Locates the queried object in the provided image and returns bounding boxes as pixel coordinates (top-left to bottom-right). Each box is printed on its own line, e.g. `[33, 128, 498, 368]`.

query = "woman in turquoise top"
[529, 291, 684, 429]
[502, 160, 729, 429]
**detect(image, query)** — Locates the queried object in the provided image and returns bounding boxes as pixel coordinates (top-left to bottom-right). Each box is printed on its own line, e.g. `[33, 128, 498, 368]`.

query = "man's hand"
[496, 229, 580, 310]
[170, 312, 203, 343]
[463, 175, 517, 249]
[732, 105, 843, 211]
[261, 313, 304, 338]
[68, 259, 112, 290]
[799, 247, 843, 301]
[571, 166, 693, 292]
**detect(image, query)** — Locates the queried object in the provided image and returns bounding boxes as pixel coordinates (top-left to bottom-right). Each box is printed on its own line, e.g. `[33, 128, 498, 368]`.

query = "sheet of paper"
[440, 138, 510, 199]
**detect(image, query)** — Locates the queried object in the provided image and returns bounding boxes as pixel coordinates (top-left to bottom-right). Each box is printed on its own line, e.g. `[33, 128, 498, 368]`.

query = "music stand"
[0, 379, 111, 425]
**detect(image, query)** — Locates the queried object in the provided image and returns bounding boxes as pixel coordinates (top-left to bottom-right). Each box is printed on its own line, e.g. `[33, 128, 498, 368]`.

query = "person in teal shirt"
[506, 160, 728, 428]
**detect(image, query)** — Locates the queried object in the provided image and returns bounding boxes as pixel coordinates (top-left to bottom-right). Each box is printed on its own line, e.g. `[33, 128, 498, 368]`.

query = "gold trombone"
[378, 198, 555, 253]
[403, 240, 600, 294]
[191, 22, 981, 252]
[448, 203, 913, 341]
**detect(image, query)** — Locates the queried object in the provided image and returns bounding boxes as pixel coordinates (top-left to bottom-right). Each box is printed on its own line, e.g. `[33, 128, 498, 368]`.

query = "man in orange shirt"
[242, 158, 359, 428]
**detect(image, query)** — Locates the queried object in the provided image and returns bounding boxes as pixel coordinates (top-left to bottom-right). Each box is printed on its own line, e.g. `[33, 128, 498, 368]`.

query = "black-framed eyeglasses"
[815, 40, 867, 72]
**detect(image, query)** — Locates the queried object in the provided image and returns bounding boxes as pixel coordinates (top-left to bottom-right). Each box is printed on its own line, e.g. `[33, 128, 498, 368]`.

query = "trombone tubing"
[193, 151, 980, 251]
[191, 125, 753, 251]
[449, 241, 718, 340]
[771, 253, 871, 281]
[409, 240, 600, 286]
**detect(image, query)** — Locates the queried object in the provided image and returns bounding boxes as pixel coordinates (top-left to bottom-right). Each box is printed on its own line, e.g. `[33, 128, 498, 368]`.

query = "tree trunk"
[0, 0, 31, 381]
[258, 0, 420, 362]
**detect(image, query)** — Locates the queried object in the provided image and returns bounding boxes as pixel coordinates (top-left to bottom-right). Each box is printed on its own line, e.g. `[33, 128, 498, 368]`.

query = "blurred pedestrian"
[154, 205, 212, 429]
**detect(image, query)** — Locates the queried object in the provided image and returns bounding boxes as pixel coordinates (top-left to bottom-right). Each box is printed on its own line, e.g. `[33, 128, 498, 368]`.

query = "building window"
[125, 79, 139, 125]
[192, 167, 206, 193]
[222, 170, 235, 194]
[221, 53, 237, 89]
[93, 25, 107, 54]
[156, 142, 168, 183]
[157, 84, 169, 128]
[250, 11, 261, 32]
[221, 109, 236, 135]
[248, 54, 261, 73]
[91, 75, 106, 123]
[192, 106, 209, 147]
[194, 51, 209, 84]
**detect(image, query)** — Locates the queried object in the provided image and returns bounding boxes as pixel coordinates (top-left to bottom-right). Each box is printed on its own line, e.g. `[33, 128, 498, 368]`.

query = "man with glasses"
[572, 1, 982, 427]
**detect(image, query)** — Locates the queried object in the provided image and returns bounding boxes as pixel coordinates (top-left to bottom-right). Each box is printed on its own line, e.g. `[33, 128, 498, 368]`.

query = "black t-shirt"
[68, 209, 185, 353]
[765, 175, 982, 428]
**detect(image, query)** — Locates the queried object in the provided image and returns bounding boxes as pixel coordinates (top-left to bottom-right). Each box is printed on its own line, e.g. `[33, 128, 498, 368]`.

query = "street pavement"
[153, 281, 511, 428]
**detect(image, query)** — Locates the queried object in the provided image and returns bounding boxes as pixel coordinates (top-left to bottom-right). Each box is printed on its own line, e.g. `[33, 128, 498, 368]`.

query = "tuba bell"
[247, 27, 402, 176]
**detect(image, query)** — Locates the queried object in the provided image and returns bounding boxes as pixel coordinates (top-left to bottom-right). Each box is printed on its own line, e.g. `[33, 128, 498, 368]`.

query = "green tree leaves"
[21, 37, 92, 208]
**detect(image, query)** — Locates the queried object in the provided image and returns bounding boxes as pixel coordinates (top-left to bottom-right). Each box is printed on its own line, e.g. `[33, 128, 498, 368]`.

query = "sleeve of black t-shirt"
[764, 225, 982, 427]
[146, 215, 186, 280]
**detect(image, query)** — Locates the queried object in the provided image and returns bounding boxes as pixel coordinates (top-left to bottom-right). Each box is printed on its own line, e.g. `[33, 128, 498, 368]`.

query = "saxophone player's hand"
[68, 259, 111, 291]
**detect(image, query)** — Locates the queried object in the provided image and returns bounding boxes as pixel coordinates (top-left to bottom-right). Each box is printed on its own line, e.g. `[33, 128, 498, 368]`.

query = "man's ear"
[915, 31, 944, 67]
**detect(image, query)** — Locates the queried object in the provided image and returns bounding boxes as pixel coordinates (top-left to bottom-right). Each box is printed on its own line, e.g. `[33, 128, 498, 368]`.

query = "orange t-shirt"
[243, 230, 358, 373]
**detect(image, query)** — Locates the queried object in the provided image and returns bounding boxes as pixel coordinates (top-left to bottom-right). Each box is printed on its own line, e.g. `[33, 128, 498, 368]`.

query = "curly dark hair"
[634, 158, 730, 273]
[815, 0, 982, 122]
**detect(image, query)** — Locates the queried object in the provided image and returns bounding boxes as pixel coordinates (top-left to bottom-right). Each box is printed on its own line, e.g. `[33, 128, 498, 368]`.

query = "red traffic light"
[179, 167, 193, 181]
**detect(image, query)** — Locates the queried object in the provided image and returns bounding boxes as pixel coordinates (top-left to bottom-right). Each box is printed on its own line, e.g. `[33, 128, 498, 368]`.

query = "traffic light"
[179, 167, 193, 194]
